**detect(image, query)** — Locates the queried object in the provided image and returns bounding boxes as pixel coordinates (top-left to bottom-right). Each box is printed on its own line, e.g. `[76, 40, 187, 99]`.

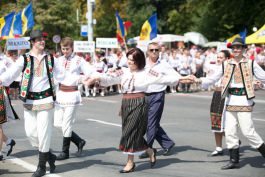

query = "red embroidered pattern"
[34, 60, 44, 77]
[233, 66, 243, 83]
[226, 105, 253, 112]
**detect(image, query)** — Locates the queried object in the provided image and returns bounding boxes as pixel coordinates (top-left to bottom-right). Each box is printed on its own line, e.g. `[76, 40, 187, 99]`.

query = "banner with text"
[96, 38, 118, 48]
[6, 38, 30, 50]
[74, 41, 95, 53]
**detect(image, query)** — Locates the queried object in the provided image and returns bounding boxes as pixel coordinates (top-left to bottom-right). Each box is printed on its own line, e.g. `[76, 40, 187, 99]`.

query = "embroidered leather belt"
[59, 84, 78, 92]
[27, 88, 53, 100]
[228, 88, 246, 96]
[145, 91, 165, 96]
[122, 92, 145, 99]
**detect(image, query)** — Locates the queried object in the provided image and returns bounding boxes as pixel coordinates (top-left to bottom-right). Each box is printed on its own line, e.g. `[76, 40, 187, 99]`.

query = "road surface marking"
[171, 94, 265, 104]
[84, 97, 118, 103]
[253, 118, 265, 122]
[6, 156, 61, 177]
[86, 118, 121, 127]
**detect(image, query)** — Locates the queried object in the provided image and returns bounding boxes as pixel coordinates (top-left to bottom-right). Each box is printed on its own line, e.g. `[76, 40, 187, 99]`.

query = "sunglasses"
[149, 48, 159, 52]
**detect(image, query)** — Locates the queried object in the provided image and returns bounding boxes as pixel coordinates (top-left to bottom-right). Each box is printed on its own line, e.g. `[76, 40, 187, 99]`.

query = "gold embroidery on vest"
[233, 66, 243, 83]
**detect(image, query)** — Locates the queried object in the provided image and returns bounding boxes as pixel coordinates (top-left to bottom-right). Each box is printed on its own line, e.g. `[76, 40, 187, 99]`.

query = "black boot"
[221, 148, 239, 170]
[257, 143, 265, 158]
[56, 137, 71, 160]
[71, 131, 86, 156]
[32, 151, 48, 177]
[48, 151, 56, 173]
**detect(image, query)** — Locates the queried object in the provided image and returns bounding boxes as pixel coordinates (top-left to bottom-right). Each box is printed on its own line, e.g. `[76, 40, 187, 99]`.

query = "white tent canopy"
[184, 32, 208, 46]
[203, 41, 224, 48]
[127, 34, 185, 45]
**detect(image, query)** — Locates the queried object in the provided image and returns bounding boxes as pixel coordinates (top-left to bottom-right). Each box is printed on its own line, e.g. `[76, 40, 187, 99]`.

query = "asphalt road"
[1, 90, 265, 177]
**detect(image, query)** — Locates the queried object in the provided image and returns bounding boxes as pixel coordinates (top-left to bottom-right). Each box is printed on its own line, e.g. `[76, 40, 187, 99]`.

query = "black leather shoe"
[221, 161, 239, 170]
[163, 143, 175, 156]
[6, 139, 16, 156]
[150, 149, 157, 168]
[0, 155, 3, 161]
[119, 163, 135, 173]
[77, 140, 86, 155]
[139, 151, 149, 159]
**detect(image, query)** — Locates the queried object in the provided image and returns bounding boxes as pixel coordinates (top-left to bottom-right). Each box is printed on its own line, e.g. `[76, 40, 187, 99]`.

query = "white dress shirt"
[145, 58, 180, 93]
[0, 52, 77, 105]
[100, 67, 180, 93]
[56, 53, 97, 106]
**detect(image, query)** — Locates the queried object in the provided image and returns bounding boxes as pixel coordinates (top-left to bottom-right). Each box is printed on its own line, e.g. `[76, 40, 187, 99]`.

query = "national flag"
[115, 12, 125, 38]
[139, 13, 157, 40]
[117, 21, 132, 44]
[0, 12, 15, 39]
[8, 11, 23, 38]
[226, 28, 247, 44]
[21, 2, 34, 34]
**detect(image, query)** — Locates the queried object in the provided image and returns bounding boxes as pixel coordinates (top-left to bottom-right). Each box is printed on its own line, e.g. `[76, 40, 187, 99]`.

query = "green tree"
[2, 0, 265, 46]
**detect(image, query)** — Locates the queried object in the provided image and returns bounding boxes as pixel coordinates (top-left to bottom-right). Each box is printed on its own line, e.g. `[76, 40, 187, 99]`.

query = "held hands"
[179, 75, 202, 84]
[254, 80, 264, 89]
[82, 76, 101, 86]
[179, 75, 193, 84]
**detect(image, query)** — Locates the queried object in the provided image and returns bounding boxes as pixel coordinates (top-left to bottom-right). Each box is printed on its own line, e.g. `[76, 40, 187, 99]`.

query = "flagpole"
[122, 36, 128, 52]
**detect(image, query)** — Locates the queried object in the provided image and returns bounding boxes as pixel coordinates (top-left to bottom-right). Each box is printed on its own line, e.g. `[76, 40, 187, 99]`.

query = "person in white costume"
[192, 38, 265, 170]
[0, 30, 83, 177]
[0, 54, 18, 161]
[54, 37, 99, 160]
[86, 48, 190, 173]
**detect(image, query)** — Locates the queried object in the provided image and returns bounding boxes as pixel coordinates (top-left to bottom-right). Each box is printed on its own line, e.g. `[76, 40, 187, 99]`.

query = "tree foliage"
[1, 0, 265, 48]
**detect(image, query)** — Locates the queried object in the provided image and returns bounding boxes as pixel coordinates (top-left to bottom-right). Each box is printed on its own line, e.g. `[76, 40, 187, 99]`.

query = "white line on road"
[86, 118, 121, 127]
[171, 93, 265, 104]
[6, 156, 61, 177]
[84, 97, 118, 103]
[253, 118, 265, 122]
[87, 118, 177, 127]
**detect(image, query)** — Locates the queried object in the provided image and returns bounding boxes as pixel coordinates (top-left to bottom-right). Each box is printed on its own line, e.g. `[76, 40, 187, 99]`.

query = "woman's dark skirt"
[0, 86, 7, 124]
[210, 91, 225, 132]
[119, 96, 149, 154]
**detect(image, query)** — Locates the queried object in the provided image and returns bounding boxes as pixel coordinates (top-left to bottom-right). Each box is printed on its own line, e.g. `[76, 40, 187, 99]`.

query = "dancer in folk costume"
[54, 37, 98, 160]
[0, 56, 18, 160]
[87, 48, 189, 173]
[0, 30, 81, 177]
[192, 38, 265, 169]
[209, 50, 230, 156]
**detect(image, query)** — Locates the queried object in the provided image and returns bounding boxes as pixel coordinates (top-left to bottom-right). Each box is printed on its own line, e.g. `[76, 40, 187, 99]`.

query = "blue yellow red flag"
[0, 12, 15, 39]
[139, 13, 157, 40]
[22, 2, 34, 34]
[115, 12, 125, 37]
[226, 28, 247, 44]
[8, 11, 23, 38]
[117, 21, 132, 44]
